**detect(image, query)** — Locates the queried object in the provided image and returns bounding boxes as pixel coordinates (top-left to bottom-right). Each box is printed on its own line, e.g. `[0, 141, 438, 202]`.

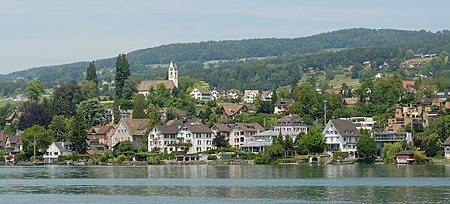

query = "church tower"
[168, 60, 178, 88]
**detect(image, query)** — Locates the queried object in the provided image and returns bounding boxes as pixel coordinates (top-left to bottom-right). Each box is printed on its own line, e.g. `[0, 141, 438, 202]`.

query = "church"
[137, 61, 178, 96]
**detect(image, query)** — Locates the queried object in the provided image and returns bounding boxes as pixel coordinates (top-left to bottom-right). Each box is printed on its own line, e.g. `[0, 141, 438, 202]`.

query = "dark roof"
[226, 89, 242, 95]
[194, 86, 211, 94]
[443, 136, 450, 146]
[330, 120, 361, 137]
[54, 142, 73, 153]
[155, 125, 180, 134]
[396, 150, 416, 155]
[221, 104, 247, 117]
[184, 123, 212, 133]
[87, 125, 114, 135]
[417, 98, 437, 104]
[212, 123, 233, 132]
[235, 123, 265, 132]
[274, 99, 295, 106]
[122, 118, 149, 136]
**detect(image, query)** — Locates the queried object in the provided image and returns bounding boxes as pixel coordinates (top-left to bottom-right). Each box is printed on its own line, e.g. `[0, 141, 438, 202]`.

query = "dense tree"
[115, 54, 131, 99]
[212, 134, 228, 148]
[123, 77, 139, 100]
[80, 80, 98, 99]
[147, 103, 161, 128]
[296, 128, 326, 154]
[52, 83, 83, 117]
[85, 61, 98, 84]
[424, 133, 442, 157]
[27, 81, 44, 102]
[255, 100, 273, 114]
[77, 99, 106, 127]
[117, 141, 135, 154]
[132, 94, 148, 119]
[48, 115, 68, 142]
[21, 125, 54, 158]
[356, 130, 377, 163]
[382, 142, 403, 164]
[67, 115, 88, 154]
[18, 102, 52, 130]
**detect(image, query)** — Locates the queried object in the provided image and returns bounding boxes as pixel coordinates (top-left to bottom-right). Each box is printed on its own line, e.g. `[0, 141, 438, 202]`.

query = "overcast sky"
[1, 0, 449, 74]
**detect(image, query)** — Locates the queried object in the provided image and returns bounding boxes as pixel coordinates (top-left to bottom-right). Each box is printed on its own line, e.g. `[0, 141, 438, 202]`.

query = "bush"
[113, 154, 127, 164]
[332, 152, 349, 159]
[207, 155, 217, 160]
[277, 158, 297, 164]
[14, 152, 26, 162]
[414, 152, 427, 164]
[147, 156, 163, 165]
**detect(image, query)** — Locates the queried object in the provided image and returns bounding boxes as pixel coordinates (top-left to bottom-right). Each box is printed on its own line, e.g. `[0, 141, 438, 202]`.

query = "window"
[197, 140, 201, 145]
[196, 147, 201, 152]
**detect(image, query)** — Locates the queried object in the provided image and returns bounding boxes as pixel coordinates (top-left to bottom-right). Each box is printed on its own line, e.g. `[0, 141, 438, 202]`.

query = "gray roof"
[54, 142, 73, 153]
[443, 136, 450, 146]
[240, 140, 272, 148]
[331, 119, 361, 137]
[252, 130, 299, 137]
[155, 125, 179, 134]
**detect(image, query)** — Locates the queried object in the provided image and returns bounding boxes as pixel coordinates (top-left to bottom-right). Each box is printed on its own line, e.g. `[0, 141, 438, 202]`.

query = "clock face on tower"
[170, 67, 173, 71]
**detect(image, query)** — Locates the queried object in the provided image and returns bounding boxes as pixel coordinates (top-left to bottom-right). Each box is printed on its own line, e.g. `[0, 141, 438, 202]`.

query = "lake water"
[0, 164, 449, 203]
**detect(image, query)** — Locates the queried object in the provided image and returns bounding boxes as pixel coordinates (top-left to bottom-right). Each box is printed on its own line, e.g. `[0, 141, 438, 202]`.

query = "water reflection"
[0, 165, 449, 203]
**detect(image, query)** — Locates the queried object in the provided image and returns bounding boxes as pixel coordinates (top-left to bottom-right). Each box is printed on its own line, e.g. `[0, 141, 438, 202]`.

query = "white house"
[210, 88, 220, 100]
[243, 90, 259, 103]
[43, 142, 73, 163]
[190, 86, 213, 101]
[241, 115, 307, 153]
[340, 117, 376, 132]
[323, 120, 361, 158]
[148, 120, 213, 154]
[443, 136, 450, 159]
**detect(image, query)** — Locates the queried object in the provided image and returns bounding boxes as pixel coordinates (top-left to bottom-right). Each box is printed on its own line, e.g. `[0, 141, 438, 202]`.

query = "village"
[1, 59, 450, 166]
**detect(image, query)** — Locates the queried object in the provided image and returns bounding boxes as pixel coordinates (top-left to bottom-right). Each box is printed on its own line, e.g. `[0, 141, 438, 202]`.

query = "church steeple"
[168, 60, 178, 88]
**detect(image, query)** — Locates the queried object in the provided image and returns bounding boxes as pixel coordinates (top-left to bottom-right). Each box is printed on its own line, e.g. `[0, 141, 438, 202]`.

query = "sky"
[1, 0, 449, 74]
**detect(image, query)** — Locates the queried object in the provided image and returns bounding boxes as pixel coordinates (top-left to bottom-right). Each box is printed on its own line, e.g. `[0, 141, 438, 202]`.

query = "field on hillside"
[328, 74, 360, 88]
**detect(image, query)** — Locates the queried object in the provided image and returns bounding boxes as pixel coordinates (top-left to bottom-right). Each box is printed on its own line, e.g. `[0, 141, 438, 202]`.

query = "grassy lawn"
[432, 157, 450, 164]
[328, 74, 360, 89]
[0, 99, 19, 108]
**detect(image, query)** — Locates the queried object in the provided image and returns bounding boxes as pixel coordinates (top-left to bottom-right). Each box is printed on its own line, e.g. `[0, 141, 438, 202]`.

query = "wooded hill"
[1, 28, 450, 92]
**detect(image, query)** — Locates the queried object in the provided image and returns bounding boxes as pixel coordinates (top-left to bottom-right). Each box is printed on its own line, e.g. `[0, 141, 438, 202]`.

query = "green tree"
[52, 83, 83, 117]
[424, 133, 442, 157]
[356, 130, 377, 163]
[382, 142, 403, 164]
[85, 61, 98, 84]
[115, 54, 130, 99]
[27, 81, 44, 102]
[77, 99, 106, 127]
[21, 125, 54, 158]
[296, 128, 325, 154]
[117, 141, 135, 154]
[123, 77, 139, 100]
[264, 143, 285, 160]
[133, 94, 148, 119]
[67, 115, 88, 154]
[48, 115, 68, 142]
[147, 103, 161, 128]
[80, 80, 98, 99]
